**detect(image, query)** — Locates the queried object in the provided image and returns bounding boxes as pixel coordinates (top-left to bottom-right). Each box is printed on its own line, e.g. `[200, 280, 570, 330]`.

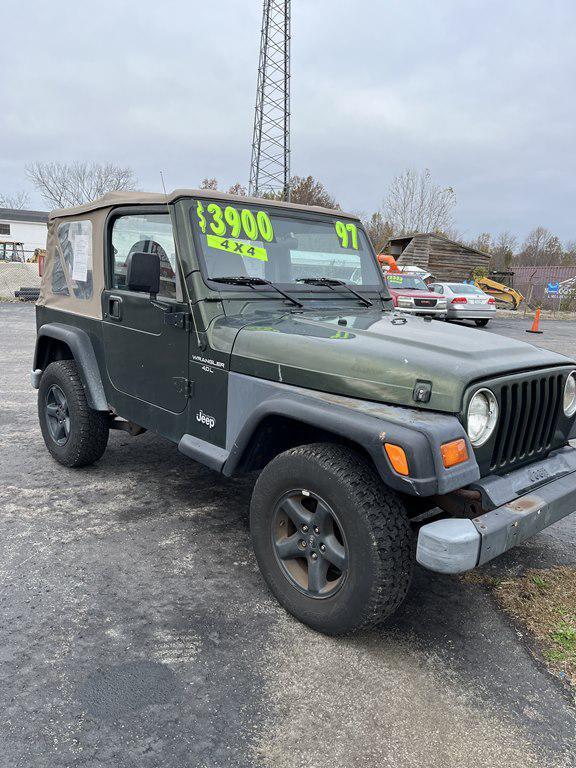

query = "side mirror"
[126, 251, 161, 298]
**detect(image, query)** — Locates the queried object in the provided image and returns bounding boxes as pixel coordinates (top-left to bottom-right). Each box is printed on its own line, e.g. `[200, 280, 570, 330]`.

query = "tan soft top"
[40, 189, 360, 320]
[49, 188, 359, 221]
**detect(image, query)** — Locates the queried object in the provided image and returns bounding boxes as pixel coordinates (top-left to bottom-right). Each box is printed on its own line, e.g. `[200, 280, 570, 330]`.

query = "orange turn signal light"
[384, 443, 409, 476]
[441, 439, 469, 468]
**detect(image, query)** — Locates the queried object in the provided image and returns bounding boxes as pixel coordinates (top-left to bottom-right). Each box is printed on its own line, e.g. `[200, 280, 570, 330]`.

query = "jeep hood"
[222, 309, 572, 413]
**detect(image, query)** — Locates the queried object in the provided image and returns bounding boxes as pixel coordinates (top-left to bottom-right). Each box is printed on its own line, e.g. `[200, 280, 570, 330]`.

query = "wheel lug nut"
[300, 540, 307, 548]
[320, 544, 326, 552]
[311, 552, 318, 560]
[314, 527, 320, 534]
[301, 524, 309, 532]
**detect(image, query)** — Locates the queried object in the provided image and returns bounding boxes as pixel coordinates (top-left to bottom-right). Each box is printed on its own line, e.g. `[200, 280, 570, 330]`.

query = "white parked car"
[429, 282, 496, 326]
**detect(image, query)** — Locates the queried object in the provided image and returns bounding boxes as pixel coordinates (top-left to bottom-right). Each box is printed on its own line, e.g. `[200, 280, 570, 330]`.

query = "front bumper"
[416, 446, 576, 573]
[396, 306, 447, 317]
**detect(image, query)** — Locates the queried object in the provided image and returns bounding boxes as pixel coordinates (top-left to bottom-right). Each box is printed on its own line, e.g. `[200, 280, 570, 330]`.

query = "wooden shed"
[385, 233, 491, 282]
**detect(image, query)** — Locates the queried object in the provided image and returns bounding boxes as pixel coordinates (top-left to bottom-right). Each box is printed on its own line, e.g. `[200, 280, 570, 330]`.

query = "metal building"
[387, 233, 491, 281]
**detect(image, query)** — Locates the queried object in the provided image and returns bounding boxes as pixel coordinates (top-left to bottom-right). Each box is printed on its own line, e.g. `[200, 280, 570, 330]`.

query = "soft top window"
[52, 220, 93, 300]
[111, 213, 176, 299]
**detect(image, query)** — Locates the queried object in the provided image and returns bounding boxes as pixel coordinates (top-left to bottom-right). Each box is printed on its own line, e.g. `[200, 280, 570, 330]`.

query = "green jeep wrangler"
[32, 189, 576, 634]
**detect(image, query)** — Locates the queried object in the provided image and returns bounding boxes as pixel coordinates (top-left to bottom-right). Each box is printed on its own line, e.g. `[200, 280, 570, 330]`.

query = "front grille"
[414, 298, 437, 308]
[490, 373, 564, 471]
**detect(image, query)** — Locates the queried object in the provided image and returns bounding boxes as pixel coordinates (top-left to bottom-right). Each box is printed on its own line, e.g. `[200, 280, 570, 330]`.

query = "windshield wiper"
[297, 277, 373, 307]
[211, 276, 303, 308]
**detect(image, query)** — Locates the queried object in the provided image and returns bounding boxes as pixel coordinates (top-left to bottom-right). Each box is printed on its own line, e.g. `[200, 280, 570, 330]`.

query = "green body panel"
[210, 308, 570, 414]
[100, 290, 190, 414]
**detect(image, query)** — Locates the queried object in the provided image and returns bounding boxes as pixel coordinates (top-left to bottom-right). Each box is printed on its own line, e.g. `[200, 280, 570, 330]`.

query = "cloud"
[1, 0, 575, 240]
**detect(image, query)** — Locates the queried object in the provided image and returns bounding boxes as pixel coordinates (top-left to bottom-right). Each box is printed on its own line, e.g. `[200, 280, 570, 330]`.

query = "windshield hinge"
[164, 311, 191, 331]
[173, 377, 194, 398]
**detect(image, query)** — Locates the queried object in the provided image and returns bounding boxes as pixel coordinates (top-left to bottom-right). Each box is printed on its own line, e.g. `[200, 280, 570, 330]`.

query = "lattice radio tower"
[249, 0, 291, 200]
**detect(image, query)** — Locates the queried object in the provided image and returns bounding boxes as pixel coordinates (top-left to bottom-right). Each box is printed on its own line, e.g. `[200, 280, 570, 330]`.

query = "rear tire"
[38, 360, 109, 467]
[250, 443, 414, 635]
[474, 319, 489, 327]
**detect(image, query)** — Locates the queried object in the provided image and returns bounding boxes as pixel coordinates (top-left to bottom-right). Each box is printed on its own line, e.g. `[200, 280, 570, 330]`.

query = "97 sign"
[196, 201, 275, 243]
[335, 220, 359, 250]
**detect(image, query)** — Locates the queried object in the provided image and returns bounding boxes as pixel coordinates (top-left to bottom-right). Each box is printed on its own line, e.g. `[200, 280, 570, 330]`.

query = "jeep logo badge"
[196, 410, 216, 429]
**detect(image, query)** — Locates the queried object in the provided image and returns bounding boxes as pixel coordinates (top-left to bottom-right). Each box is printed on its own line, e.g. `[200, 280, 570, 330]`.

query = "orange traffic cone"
[526, 308, 543, 334]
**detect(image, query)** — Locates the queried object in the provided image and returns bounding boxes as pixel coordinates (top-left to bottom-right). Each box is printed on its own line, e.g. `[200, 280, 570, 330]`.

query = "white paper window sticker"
[71, 233, 90, 281]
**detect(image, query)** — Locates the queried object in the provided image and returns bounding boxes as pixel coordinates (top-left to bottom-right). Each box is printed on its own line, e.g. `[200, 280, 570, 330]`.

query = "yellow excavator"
[473, 271, 524, 310]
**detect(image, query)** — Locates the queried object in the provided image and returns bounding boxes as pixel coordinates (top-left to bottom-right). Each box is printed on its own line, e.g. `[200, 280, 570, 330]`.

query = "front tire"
[474, 319, 490, 327]
[38, 360, 109, 467]
[250, 444, 414, 634]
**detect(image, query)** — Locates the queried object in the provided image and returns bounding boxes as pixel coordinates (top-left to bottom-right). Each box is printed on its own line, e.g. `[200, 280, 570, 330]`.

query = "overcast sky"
[1, 0, 575, 242]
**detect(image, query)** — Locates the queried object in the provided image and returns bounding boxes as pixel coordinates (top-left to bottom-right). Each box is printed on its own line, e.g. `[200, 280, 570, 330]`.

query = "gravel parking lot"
[1, 303, 575, 768]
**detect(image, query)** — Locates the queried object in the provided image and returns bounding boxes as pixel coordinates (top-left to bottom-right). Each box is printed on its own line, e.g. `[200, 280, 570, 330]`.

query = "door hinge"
[173, 377, 194, 398]
[164, 311, 191, 331]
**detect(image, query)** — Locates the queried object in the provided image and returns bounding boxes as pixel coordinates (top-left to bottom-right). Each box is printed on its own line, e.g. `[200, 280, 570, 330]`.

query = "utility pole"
[249, 0, 291, 200]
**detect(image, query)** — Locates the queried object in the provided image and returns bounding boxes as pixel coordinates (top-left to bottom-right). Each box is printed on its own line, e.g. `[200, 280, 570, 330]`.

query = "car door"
[101, 208, 190, 419]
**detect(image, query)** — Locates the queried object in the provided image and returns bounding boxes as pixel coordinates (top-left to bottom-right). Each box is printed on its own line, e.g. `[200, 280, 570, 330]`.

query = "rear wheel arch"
[34, 336, 74, 371]
[33, 324, 108, 411]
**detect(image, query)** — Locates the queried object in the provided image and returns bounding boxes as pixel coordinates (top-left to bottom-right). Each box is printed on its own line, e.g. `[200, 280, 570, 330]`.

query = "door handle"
[108, 295, 122, 321]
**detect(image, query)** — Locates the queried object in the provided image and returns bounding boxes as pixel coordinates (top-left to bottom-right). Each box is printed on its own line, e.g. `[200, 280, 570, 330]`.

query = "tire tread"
[38, 360, 109, 468]
[251, 442, 414, 633]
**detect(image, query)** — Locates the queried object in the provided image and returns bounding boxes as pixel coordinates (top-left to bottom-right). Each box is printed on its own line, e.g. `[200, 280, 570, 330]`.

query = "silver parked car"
[429, 282, 496, 326]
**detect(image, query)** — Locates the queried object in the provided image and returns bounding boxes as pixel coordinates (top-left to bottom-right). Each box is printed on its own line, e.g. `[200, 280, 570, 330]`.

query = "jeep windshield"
[190, 199, 385, 293]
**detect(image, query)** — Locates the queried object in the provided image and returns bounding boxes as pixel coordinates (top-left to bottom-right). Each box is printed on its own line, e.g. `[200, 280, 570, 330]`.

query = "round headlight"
[564, 371, 576, 417]
[467, 388, 499, 447]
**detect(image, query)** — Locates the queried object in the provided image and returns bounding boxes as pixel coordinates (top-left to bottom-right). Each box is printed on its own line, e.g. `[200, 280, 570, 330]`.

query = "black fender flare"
[221, 376, 481, 497]
[33, 323, 108, 411]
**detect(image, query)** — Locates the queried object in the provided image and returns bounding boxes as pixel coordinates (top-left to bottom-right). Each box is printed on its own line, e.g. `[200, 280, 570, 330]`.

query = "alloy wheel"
[272, 490, 348, 598]
[45, 385, 71, 446]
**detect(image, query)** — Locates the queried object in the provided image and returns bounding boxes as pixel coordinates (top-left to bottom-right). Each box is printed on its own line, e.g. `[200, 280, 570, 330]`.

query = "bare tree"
[227, 182, 247, 196]
[490, 231, 517, 270]
[0, 190, 30, 209]
[363, 210, 393, 253]
[563, 241, 576, 266]
[469, 232, 492, 255]
[198, 175, 337, 208]
[438, 226, 464, 242]
[288, 176, 338, 208]
[262, 175, 339, 208]
[517, 227, 565, 266]
[545, 235, 564, 264]
[198, 179, 247, 195]
[384, 169, 456, 235]
[26, 161, 138, 208]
